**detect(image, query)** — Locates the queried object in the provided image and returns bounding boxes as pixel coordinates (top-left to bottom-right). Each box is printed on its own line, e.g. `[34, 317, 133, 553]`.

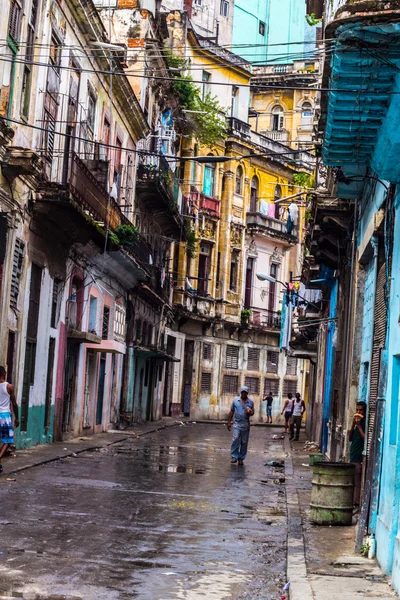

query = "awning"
[132, 345, 180, 362]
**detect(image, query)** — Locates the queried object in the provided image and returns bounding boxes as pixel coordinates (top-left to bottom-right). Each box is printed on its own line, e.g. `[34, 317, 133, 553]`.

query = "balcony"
[136, 153, 182, 236]
[227, 117, 251, 140]
[246, 211, 297, 243]
[250, 308, 281, 330]
[259, 129, 289, 142]
[69, 153, 126, 230]
[190, 189, 220, 218]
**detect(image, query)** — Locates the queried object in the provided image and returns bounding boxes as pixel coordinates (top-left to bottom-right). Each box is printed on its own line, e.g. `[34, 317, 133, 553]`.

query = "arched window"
[250, 176, 258, 212]
[301, 101, 313, 125]
[272, 105, 284, 131]
[203, 154, 215, 197]
[235, 166, 243, 195]
[274, 184, 282, 219]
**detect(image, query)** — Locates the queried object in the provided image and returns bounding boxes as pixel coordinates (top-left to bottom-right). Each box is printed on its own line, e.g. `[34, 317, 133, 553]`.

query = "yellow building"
[166, 28, 315, 421]
[249, 59, 319, 150]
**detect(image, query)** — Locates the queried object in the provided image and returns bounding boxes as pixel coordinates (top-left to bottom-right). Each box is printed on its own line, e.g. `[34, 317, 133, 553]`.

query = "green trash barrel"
[310, 462, 356, 526]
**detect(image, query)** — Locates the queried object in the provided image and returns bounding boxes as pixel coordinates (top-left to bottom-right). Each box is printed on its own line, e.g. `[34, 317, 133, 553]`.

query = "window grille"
[50, 278, 62, 328]
[114, 303, 126, 341]
[203, 343, 212, 360]
[267, 351, 279, 374]
[245, 376, 260, 395]
[286, 356, 297, 376]
[283, 378, 298, 396]
[102, 306, 110, 340]
[220, 0, 229, 17]
[226, 345, 239, 369]
[222, 375, 239, 395]
[201, 372, 211, 393]
[10, 239, 25, 308]
[248, 348, 260, 371]
[264, 377, 279, 396]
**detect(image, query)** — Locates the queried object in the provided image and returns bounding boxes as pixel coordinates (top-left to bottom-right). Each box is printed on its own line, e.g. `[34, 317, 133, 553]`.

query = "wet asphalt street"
[0, 424, 288, 600]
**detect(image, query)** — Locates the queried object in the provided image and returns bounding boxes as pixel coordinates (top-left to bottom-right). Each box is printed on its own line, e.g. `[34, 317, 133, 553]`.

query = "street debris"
[265, 460, 285, 468]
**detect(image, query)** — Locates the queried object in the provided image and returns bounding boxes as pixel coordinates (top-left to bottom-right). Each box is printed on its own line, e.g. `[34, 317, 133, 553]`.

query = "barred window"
[226, 345, 239, 369]
[222, 374, 239, 395]
[203, 343, 212, 360]
[267, 350, 279, 374]
[248, 348, 260, 371]
[201, 372, 211, 393]
[102, 305, 110, 340]
[283, 378, 298, 396]
[264, 377, 279, 396]
[10, 239, 25, 308]
[286, 356, 297, 376]
[245, 376, 260, 395]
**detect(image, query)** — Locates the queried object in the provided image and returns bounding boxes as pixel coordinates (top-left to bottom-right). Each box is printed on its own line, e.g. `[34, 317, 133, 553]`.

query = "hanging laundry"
[288, 202, 299, 224]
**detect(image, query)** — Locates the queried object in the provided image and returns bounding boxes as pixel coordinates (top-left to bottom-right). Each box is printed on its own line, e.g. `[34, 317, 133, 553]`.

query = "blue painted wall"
[321, 280, 338, 454]
[358, 251, 378, 404]
[232, 0, 316, 65]
[375, 192, 400, 581]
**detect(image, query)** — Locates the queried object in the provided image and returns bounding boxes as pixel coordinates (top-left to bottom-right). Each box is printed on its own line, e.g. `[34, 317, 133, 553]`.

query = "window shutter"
[283, 378, 298, 395]
[201, 372, 211, 393]
[267, 351, 279, 373]
[264, 377, 279, 396]
[286, 356, 297, 376]
[222, 375, 239, 394]
[226, 345, 239, 369]
[245, 376, 260, 395]
[248, 348, 260, 371]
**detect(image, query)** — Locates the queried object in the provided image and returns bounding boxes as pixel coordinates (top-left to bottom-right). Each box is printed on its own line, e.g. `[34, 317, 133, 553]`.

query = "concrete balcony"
[250, 308, 282, 331]
[190, 190, 220, 218]
[259, 129, 289, 142]
[246, 211, 297, 243]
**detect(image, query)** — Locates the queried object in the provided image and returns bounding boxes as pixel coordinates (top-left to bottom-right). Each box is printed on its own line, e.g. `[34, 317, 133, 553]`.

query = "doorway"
[96, 353, 107, 427]
[245, 258, 254, 308]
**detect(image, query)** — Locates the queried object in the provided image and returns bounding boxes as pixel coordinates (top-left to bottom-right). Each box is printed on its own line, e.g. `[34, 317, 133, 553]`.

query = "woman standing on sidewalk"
[281, 393, 294, 434]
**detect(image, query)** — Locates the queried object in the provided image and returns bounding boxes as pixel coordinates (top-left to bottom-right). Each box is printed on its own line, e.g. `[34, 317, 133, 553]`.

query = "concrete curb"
[285, 436, 315, 600]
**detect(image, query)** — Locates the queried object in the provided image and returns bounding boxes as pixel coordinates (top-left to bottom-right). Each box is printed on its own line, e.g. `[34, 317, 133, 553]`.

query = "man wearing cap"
[227, 386, 255, 465]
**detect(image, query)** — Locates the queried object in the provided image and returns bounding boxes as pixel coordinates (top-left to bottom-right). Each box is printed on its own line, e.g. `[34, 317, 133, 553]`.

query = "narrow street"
[0, 424, 288, 600]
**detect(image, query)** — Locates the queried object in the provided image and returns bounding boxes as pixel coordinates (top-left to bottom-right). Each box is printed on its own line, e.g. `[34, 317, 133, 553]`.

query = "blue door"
[96, 353, 106, 426]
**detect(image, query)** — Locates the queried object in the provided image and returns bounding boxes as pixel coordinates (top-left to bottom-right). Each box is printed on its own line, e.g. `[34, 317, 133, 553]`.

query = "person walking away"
[290, 392, 305, 441]
[281, 393, 294, 434]
[263, 391, 274, 424]
[227, 386, 254, 465]
[0, 366, 19, 472]
[349, 401, 366, 506]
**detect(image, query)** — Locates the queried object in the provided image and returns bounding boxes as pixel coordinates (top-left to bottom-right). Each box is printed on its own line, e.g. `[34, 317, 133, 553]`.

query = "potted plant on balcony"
[241, 309, 252, 325]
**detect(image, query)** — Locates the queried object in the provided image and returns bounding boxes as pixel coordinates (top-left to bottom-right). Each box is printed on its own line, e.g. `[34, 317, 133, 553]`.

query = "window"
[264, 377, 279, 396]
[245, 376, 260, 395]
[102, 305, 110, 340]
[102, 116, 111, 159]
[235, 166, 243, 195]
[267, 351, 279, 374]
[8, 0, 23, 42]
[248, 348, 260, 371]
[250, 176, 258, 212]
[231, 85, 239, 118]
[201, 372, 212, 393]
[226, 345, 239, 369]
[50, 278, 62, 328]
[21, 0, 39, 118]
[272, 105, 284, 131]
[216, 251, 221, 290]
[268, 263, 278, 313]
[203, 161, 215, 196]
[301, 101, 313, 125]
[244, 257, 254, 309]
[194, 0, 202, 4]
[49, 32, 62, 74]
[88, 295, 97, 333]
[10, 239, 25, 308]
[259, 21, 266, 36]
[286, 356, 298, 376]
[114, 302, 126, 341]
[283, 378, 298, 396]
[203, 343, 212, 360]
[220, 0, 229, 17]
[115, 136, 122, 174]
[202, 70, 211, 100]
[197, 242, 211, 295]
[229, 250, 239, 292]
[87, 89, 96, 132]
[223, 374, 239, 395]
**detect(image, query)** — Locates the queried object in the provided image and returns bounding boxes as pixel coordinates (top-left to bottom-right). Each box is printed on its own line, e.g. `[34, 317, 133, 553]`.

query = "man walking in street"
[281, 392, 294, 434]
[290, 392, 306, 441]
[227, 386, 254, 465]
[349, 401, 366, 505]
[0, 366, 19, 472]
[263, 391, 274, 424]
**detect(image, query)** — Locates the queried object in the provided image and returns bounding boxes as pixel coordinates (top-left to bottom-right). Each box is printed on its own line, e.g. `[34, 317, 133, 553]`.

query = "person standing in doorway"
[290, 392, 306, 441]
[0, 366, 19, 472]
[227, 386, 254, 465]
[349, 401, 366, 505]
[263, 391, 274, 424]
[281, 393, 294, 434]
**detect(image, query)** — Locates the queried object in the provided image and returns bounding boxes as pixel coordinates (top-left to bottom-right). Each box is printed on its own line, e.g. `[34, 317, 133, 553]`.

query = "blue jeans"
[231, 426, 250, 460]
